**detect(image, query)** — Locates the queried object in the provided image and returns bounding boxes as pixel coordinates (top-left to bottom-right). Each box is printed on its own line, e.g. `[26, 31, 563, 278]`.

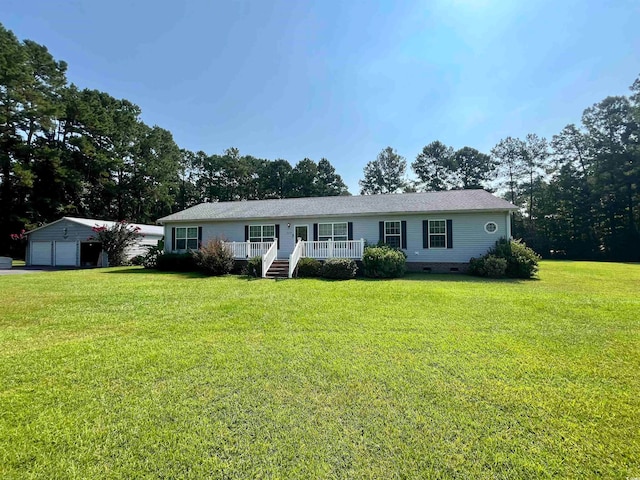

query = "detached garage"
[26, 217, 164, 267]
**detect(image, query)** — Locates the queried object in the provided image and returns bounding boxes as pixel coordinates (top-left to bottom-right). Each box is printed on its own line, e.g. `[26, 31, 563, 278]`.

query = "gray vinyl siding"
[164, 211, 509, 262]
[127, 237, 163, 258]
[28, 219, 93, 243]
[27, 218, 162, 265]
[27, 219, 90, 266]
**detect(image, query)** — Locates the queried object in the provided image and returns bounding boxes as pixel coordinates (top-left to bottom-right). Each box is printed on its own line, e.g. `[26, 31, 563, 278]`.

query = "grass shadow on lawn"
[103, 267, 207, 279]
[394, 272, 534, 283]
[103, 268, 281, 281]
[291, 273, 533, 284]
[103, 267, 535, 284]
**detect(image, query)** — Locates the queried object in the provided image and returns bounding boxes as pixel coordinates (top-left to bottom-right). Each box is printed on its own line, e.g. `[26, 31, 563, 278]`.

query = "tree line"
[359, 78, 640, 261]
[0, 24, 349, 257]
[2, 23, 638, 261]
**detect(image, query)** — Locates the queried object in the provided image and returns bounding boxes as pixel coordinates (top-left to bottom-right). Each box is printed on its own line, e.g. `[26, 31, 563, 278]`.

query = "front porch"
[222, 239, 365, 278]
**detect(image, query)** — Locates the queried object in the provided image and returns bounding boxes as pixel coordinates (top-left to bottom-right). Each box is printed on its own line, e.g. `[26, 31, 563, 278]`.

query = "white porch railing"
[261, 240, 278, 278]
[222, 238, 364, 279]
[288, 239, 305, 278]
[222, 241, 273, 259]
[302, 239, 365, 259]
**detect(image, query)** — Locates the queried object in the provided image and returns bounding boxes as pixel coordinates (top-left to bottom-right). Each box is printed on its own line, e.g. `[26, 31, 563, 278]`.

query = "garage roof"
[26, 217, 164, 236]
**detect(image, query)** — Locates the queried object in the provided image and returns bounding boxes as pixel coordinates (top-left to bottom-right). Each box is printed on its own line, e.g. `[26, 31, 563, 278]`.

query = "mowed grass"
[0, 262, 638, 479]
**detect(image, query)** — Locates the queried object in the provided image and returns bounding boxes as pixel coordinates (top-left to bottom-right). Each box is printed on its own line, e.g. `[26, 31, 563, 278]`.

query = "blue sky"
[3, 0, 639, 193]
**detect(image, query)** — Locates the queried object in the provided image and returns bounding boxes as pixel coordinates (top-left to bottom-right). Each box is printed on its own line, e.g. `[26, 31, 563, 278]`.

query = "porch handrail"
[288, 238, 304, 278]
[262, 240, 278, 278]
[302, 239, 365, 259]
[223, 241, 272, 259]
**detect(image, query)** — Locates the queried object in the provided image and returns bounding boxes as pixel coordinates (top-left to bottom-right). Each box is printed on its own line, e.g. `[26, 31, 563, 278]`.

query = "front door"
[294, 225, 308, 242]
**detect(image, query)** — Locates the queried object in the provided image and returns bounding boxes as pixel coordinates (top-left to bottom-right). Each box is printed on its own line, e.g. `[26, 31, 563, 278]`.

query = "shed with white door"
[25, 217, 163, 267]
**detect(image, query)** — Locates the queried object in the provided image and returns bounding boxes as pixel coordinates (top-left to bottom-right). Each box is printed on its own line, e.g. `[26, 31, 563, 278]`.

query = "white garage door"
[31, 242, 52, 266]
[55, 242, 77, 266]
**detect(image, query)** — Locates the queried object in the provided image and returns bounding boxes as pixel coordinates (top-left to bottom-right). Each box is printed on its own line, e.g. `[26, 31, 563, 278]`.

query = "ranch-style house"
[158, 189, 518, 278]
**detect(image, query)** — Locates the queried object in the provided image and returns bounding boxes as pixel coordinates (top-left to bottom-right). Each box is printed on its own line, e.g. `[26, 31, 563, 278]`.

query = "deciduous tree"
[359, 147, 407, 194]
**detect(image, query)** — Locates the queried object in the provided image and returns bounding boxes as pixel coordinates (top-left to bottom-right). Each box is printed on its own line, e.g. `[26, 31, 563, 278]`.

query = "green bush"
[468, 256, 484, 276]
[470, 238, 540, 279]
[469, 255, 507, 278]
[142, 245, 163, 269]
[490, 238, 541, 279]
[321, 258, 357, 280]
[362, 245, 406, 278]
[130, 255, 145, 266]
[243, 256, 262, 277]
[156, 253, 196, 272]
[191, 238, 235, 276]
[296, 258, 322, 277]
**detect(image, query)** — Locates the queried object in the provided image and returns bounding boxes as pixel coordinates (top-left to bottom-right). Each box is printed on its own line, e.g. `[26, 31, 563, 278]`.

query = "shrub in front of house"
[470, 238, 540, 279]
[130, 255, 145, 266]
[296, 258, 322, 277]
[243, 256, 262, 277]
[320, 258, 357, 280]
[468, 255, 507, 278]
[142, 245, 163, 269]
[156, 253, 196, 272]
[191, 238, 235, 276]
[361, 245, 406, 278]
[490, 238, 541, 279]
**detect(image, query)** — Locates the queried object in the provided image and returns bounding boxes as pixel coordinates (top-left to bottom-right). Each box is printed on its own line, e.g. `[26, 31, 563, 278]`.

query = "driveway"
[0, 267, 58, 275]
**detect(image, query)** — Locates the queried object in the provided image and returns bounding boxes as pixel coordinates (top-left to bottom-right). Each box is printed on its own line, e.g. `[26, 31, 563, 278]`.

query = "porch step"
[265, 260, 289, 279]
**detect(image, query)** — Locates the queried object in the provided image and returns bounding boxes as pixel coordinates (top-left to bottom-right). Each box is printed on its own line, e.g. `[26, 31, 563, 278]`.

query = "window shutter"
[446, 219, 453, 249]
[244, 225, 249, 242]
[313, 223, 318, 241]
[171, 227, 176, 251]
[198, 226, 203, 248]
[275, 224, 280, 249]
[379, 221, 384, 244]
[348, 222, 353, 241]
[422, 221, 428, 249]
[401, 221, 407, 249]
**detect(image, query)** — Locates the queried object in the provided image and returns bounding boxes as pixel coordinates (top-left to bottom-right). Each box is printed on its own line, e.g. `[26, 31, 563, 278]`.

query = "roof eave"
[158, 207, 517, 224]
[24, 217, 80, 235]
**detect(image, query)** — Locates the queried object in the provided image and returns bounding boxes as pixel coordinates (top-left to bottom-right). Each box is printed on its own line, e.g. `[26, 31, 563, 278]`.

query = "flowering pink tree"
[89, 221, 144, 266]
[10, 229, 26, 241]
[9, 229, 27, 259]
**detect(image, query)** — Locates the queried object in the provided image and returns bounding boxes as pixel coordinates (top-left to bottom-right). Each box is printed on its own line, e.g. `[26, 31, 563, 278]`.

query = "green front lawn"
[1, 262, 638, 478]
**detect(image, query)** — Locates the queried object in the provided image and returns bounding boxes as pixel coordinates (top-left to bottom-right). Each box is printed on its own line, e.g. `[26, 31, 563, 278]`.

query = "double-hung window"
[384, 221, 401, 249]
[176, 227, 199, 250]
[318, 222, 348, 241]
[249, 225, 275, 242]
[429, 220, 447, 248]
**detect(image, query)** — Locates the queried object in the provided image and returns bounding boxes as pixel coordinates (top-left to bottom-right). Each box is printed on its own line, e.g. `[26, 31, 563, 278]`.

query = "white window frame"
[175, 226, 199, 251]
[318, 222, 348, 242]
[484, 221, 498, 234]
[429, 219, 447, 249]
[249, 224, 275, 243]
[384, 220, 402, 249]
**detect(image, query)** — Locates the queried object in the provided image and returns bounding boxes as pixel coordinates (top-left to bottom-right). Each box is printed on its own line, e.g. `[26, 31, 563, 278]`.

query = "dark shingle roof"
[157, 189, 517, 223]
